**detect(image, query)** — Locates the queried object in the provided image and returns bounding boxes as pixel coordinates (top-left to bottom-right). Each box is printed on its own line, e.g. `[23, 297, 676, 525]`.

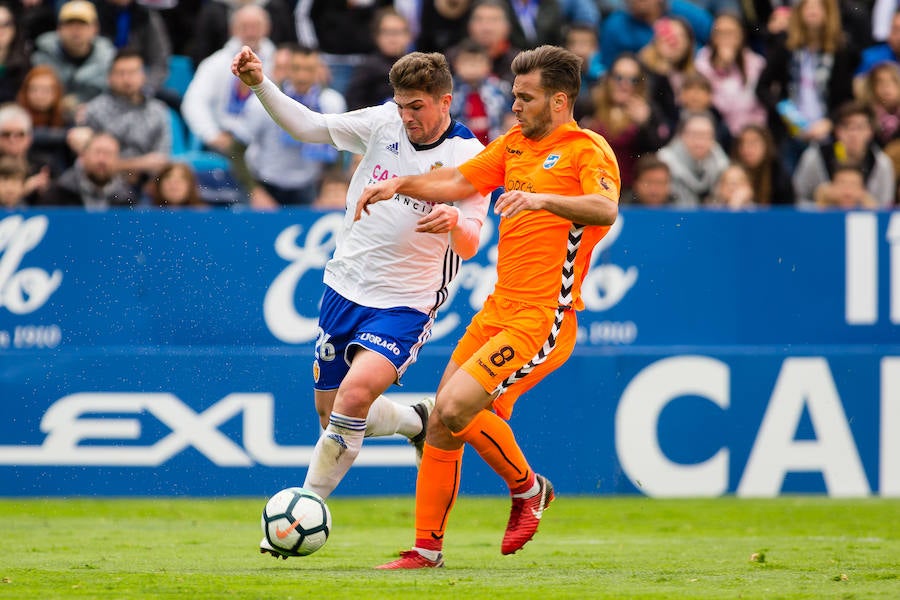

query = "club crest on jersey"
[543, 153, 561, 169]
[430, 161, 444, 171]
[386, 141, 399, 155]
[312, 359, 320, 383]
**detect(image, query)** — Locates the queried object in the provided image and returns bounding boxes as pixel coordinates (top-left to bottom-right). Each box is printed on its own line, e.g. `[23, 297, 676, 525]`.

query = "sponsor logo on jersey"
[543, 153, 561, 169]
[506, 146, 523, 155]
[386, 141, 399, 155]
[506, 178, 535, 193]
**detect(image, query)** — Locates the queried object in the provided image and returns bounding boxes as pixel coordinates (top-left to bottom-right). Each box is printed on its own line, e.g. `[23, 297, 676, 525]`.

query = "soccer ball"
[261, 487, 332, 556]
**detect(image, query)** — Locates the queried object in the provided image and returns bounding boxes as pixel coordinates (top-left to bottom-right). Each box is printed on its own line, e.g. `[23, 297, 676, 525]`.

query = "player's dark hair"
[511, 45, 582, 106]
[389, 52, 453, 98]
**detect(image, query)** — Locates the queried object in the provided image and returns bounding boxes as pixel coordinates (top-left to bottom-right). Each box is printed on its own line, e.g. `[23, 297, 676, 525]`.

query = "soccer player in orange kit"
[356, 44, 621, 569]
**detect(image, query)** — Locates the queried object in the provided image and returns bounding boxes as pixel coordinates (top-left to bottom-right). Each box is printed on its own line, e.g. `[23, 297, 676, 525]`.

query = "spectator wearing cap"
[31, 0, 115, 113]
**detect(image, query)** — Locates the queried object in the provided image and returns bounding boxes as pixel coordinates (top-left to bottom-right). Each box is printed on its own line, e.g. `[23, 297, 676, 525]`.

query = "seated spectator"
[31, 1, 116, 114]
[858, 61, 900, 148]
[345, 8, 412, 111]
[627, 153, 674, 206]
[449, 38, 512, 145]
[755, 0, 857, 174]
[451, 0, 521, 85]
[189, 0, 296, 69]
[657, 111, 730, 206]
[238, 44, 345, 209]
[182, 4, 277, 198]
[37, 131, 136, 209]
[600, 0, 712, 71]
[637, 15, 698, 130]
[580, 53, 671, 193]
[0, 103, 52, 204]
[149, 161, 207, 208]
[814, 164, 878, 209]
[564, 22, 605, 118]
[0, 2, 31, 105]
[15, 65, 75, 176]
[731, 123, 795, 206]
[0, 155, 28, 209]
[676, 72, 730, 150]
[694, 12, 768, 139]
[74, 49, 171, 194]
[709, 163, 756, 209]
[95, 0, 172, 102]
[792, 100, 895, 208]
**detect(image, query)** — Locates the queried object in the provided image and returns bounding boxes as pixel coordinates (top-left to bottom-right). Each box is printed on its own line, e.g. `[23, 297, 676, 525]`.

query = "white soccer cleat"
[259, 536, 290, 560]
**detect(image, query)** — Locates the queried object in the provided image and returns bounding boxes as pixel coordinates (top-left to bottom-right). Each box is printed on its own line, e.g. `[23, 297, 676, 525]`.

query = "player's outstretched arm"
[231, 45, 333, 145]
[355, 167, 478, 220]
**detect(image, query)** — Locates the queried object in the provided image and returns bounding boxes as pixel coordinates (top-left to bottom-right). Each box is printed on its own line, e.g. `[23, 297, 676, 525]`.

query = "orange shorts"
[451, 295, 577, 420]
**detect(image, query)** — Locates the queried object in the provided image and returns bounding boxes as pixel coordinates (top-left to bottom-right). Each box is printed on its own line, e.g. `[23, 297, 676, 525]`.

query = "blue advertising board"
[0, 209, 897, 497]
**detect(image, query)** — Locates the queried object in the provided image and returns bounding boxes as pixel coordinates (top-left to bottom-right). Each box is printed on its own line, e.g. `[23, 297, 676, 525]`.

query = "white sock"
[512, 477, 539, 499]
[412, 546, 442, 561]
[302, 412, 365, 499]
[365, 395, 424, 439]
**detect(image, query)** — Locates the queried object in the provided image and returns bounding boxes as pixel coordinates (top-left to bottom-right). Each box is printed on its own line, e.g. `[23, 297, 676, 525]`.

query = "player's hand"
[231, 45, 264, 87]
[355, 179, 401, 220]
[494, 190, 544, 218]
[416, 204, 460, 234]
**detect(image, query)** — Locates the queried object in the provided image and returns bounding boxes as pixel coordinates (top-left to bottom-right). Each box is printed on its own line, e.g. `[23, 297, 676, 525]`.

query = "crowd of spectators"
[1, 0, 899, 210]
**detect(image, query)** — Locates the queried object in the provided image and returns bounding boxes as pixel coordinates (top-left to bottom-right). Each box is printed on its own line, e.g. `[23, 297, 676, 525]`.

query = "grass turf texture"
[1, 496, 898, 599]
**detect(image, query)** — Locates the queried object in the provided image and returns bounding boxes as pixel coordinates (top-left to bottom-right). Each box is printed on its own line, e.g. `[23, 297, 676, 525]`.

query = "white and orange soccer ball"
[261, 487, 332, 556]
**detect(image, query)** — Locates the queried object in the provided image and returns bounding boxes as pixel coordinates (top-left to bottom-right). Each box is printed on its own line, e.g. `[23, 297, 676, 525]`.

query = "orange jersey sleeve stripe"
[458, 122, 621, 310]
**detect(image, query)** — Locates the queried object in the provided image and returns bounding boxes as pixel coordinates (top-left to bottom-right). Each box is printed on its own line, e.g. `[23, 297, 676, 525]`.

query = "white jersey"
[322, 103, 489, 315]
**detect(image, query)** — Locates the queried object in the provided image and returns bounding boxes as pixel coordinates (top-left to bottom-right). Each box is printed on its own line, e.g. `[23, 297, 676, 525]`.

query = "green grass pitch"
[2, 495, 898, 599]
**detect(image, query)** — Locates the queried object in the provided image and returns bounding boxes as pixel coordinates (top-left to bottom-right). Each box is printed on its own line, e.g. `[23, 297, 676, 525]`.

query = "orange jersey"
[458, 121, 620, 310]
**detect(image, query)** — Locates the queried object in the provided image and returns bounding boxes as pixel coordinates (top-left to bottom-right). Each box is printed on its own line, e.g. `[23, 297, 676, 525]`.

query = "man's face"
[288, 52, 319, 95]
[633, 167, 671, 206]
[108, 56, 146, 100]
[511, 71, 553, 140]
[681, 117, 715, 160]
[232, 10, 269, 49]
[58, 19, 97, 58]
[394, 89, 451, 145]
[375, 15, 411, 59]
[81, 136, 119, 182]
[469, 5, 509, 49]
[836, 114, 873, 157]
[0, 119, 31, 159]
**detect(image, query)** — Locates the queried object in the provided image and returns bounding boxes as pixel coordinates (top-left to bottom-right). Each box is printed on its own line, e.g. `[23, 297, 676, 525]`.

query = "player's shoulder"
[565, 123, 616, 158]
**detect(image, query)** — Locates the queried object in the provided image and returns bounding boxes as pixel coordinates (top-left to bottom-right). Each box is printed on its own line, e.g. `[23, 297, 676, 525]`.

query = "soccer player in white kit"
[231, 46, 490, 558]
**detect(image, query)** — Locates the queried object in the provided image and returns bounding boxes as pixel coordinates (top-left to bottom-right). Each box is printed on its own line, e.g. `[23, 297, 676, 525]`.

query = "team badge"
[430, 161, 444, 171]
[543, 154, 561, 169]
[312, 359, 320, 383]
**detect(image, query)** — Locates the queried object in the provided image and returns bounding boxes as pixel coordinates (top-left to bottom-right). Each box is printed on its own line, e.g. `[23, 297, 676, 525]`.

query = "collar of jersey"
[409, 119, 458, 152]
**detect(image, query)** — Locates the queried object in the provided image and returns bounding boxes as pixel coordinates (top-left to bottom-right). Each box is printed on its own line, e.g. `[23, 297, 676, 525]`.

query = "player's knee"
[434, 400, 472, 433]
[333, 386, 376, 418]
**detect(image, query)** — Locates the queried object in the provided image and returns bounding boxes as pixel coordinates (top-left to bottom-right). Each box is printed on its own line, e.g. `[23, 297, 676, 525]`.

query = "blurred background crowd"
[1, 0, 899, 212]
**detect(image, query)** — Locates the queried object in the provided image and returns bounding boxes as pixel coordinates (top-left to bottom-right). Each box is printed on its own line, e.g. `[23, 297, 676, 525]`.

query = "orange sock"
[414, 443, 464, 551]
[453, 409, 534, 494]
